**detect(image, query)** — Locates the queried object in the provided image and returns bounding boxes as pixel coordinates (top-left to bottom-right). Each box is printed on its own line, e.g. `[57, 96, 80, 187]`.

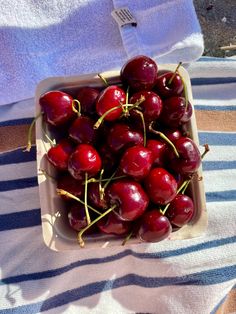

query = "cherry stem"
[160, 179, 191, 215]
[168, 62, 182, 85]
[38, 168, 56, 181]
[123, 86, 130, 115]
[23, 111, 42, 152]
[56, 188, 102, 215]
[134, 109, 146, 147]
[178, 72, 189, 110]
[99, 169, 105, 201]
[78, 204, 116, 248]
[97, 73, 109, 87]
[93, 104, 123, 129]
[127, 95, 146, 112]
[122, 230, 133, 246]
[201, 144, 210, 159]
[85, 175, 127, 185]
[149, 122, 179, 158]
[84, 172, 91, 225]
[72, 99, 81, 117]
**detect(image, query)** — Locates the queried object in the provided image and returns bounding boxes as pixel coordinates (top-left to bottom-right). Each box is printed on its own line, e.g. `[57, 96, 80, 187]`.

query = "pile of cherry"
[38, 55, 206, 248]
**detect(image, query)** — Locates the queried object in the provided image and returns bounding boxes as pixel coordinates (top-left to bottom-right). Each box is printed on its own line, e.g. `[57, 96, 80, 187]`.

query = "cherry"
[97, 144, 118, 174]
[57, 173, 84, 201]
[88, 182, 108, 209]
[108, 179, 149, 221]
[146, 139, 167, 168]
[144, 168, 177, 205]
[107, 123, 143, 154]
[69, 116, 97, 144]
[76, 86, 100, 115]
[47, 139, 74, 171]
[160, 97, 192, 128]
[39, 90, 75, 126]
[120, 55, 158, 91]
[138, 210, 172, 242]
[166, 194, 194, 227]
[68, 144, 102, 180]
[95, 85, 126, 122]
[67, 203, 88, 232]
[155, 71, 183, 98]
[119, 145, 153, 180]
[168, 137, 201, 175]
[163, 128, 182, 143]
[97, 211, 131, 235]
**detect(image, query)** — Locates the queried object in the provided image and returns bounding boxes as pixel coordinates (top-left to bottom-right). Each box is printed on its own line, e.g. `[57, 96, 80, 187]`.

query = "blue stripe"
[199, 56, 236, 62]
[0, 146, 36, 165]
[2, 236, 236, 285]
[195, 105, 236, 111]
[0, 117, 34, 126]
[0, 177, 38, 192]
[203, 161, 236, 171]
[191, 77, 236, 85]
[1, 265, 236, 314]
[199, 132, 236, 146]
[0, 209, 41, 231]
[206, 190, 236, 202]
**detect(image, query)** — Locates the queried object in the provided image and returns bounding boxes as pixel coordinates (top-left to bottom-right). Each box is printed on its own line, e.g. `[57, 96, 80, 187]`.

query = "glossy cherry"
[39, 90, 75, 126]
[69, 116, 97, 144]
[57, 173, 84, 200]
[120, 55, 158, 91]
[146, 139, 167, 167]
[97, 211, 131, 235]
[144, 167, 178, 205]
[67, 203, 88, 232]
[160, 97, 193, 128]
[47, 139, 74, 171]
[155, 71, 183, 98]
[119, 145, 153, 180]
[108, 179, 149, 221]
[76, 86, 100, 115]
[129, 91, 163, 123]
[107, 123, 143, 153]
[168, 137, 201, 175]
[68, 144, 102, 180]
[96, 85, 126, 122]
[138, 210, 172, 242]
[166, 193, 194, 227]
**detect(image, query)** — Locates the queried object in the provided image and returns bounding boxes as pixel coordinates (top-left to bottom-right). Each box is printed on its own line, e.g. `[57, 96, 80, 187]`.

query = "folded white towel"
[0, 0, 203, 106]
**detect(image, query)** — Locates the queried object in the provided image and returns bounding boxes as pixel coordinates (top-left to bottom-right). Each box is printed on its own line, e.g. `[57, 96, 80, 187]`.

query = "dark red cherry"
[120, 55, 158, 91]
[160, 97, 192, 128]
[107, 123, 143, 153]
[129, 91, 163, 123]
[88, 182, 108, 209]
[155, 72, 183, 98]
[138, 210, 172, 242]
[98, 144, 118, 174]
[166, 194, 194, 227]
[168, 137, 201, 175]
[97, 211, 131, 235]
[68, 203, 88, 232]
[119, 145, 153, 180]
[146, 139, 167, 167]
[163, 129, 182, 143]
[57, 173, 84, 200]
[68, 144, 102, 180]
[108, 179, 149, 221]
[144, 168, 177, 205]
[47, 139, 74, 171]
[76, 86, 100, 115]
[69, 116, 97, 144]
[39, 90, 75, 126]
[96, 85, 126, 122]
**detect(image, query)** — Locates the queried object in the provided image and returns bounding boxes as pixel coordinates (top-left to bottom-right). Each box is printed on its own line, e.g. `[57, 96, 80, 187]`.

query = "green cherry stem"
[99, 169, 105, 201]
[201, 144, 210, 159]
[85, 175, 127, 185]
[168, 62, 183, 85]
[23, 111, 42, 152]
[84, 172, 91, 225]
[178, 72, 189, 110]
[97, 73, 109, 87]
[56, 188, 102, 215]
[72, 99, 81, 117]
[78, 204, 117, 247]
[93, 104, 123, 129]
[149, 122, 180, 158]
[133, 109, 146, 147]
[122, 230, 133, 246]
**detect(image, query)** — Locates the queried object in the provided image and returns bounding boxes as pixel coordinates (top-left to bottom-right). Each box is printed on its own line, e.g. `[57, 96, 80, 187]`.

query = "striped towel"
[0, 57, 236, 314]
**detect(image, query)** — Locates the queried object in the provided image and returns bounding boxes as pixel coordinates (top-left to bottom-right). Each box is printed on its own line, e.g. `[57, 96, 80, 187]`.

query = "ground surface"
[193, 0, 236, 57]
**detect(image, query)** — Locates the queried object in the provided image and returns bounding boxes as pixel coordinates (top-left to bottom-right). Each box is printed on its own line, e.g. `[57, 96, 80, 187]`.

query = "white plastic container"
[35, 65, 207, 251]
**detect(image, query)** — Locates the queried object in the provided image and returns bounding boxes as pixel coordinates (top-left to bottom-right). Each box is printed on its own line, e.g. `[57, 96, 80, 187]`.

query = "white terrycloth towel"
[0, 0, 203, 106]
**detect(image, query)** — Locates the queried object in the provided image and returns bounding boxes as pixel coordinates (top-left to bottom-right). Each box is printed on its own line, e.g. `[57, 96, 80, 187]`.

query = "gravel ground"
[193, 0, 236, 57]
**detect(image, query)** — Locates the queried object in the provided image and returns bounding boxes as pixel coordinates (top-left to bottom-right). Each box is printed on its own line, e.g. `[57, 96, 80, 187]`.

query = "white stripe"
[0, 161, 36, 181]
[202, 146, 236, 162]
[0, 98, 34, 123]
[204, 169, 236, 192]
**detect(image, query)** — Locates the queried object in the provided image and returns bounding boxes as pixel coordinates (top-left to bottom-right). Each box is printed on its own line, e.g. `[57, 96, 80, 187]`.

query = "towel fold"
[0, 0, 203, 106]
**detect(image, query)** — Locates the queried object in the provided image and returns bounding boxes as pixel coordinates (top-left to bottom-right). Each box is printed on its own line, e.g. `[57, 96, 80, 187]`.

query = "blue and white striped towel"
[0, 57, 236, 314]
